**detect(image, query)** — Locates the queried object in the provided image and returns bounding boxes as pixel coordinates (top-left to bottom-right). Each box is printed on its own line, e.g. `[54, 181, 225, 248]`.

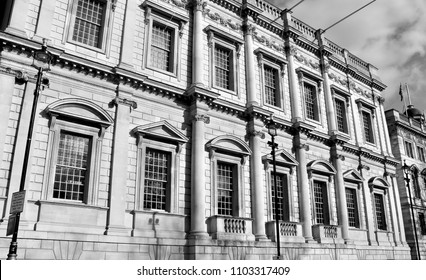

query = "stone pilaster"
[117, 0, 137, 70]
[105, 93, 137, 235]
[4, 0, 29, 37]
[293, 133, 314, 242]
[285, 41, 302, 123]
[189, 101, 209, 238]
[331, 145, 351, 243]
[243, 21, 257, 106]
[33, 0, 56, 42]
[248, 119, 267, 240]
[191, 0, 207, 86]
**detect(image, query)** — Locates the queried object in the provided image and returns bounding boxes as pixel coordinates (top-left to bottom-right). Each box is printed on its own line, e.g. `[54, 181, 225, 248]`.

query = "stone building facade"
[386, 107, 426, 259]
[0, 0, 411, 259]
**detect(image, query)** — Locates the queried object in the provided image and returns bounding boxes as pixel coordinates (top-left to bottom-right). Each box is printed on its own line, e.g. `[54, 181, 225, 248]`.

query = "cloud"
[264, 0, 426, 110]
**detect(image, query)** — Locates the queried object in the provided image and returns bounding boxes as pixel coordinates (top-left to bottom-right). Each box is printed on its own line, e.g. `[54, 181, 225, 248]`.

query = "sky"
[268, 0, 426, 112]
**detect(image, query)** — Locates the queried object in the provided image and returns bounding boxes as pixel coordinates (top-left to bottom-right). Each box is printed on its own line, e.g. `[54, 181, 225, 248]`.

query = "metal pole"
[271, 135, 281, 259]
[405, 174, 421, 260]
[6, 66, 43, 260]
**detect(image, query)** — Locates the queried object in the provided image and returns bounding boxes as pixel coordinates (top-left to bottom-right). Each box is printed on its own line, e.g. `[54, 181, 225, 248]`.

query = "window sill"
[67, 40, 105, 54]
[146, 66, 177, 78]
[32, 199, 109, 210]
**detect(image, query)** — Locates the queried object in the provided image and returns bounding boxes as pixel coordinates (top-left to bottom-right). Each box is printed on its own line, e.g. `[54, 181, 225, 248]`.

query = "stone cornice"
[210, 98, 246, 118]
[394, 120, 426, 138]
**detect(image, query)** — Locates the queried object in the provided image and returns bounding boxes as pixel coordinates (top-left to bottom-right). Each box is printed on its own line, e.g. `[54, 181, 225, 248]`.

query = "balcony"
[312, 225, 344, 244]
[266, 221, 305, 243]
[207, 216, 255, 241]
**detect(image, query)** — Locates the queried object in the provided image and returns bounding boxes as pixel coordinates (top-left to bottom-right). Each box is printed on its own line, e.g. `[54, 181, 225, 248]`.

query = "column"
[106, 92, 137, 235]
[4, 80, 36, 223]
[33, 0, 56, 42]
[316, 30, 337, 134]
[331, 145, 351, 243]
[378, 97, 393, 155]
[118, 0, 136, 70]
[192, 0, 206, 86]
[283, 12, 302, 122]
[0, 73, 20, 169]
[390, 174, 407, 245]
[248, 119, 267, 240]
[294, 133, 314, 242]
[243, 20, 257, 106]
[4, 0, 29, 37]
[189, 102, 209, 237]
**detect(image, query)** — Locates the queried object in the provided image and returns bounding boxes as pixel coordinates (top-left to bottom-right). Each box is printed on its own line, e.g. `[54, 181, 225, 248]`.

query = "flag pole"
[400, 84, 407, 115]
[405, 83, 412, 106]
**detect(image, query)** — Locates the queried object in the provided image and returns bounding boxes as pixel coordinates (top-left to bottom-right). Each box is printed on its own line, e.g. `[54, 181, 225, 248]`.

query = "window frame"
[356, 99, 376, 145]
[417, 146, 425, 162]
[132, 121, 188, 214]
[296, 68, 323, 124]
[42, 99, 113, 205]
[312, 179, 331, 225]
[419, 212, 426, 235]
[345, 186, 361, 228]
[262, 149, 298, 223]
[205, 25, 243, 96]
[206, 135, 251, 218]
[405, 140, 415, 158]
[368, 177, 391, 232]
[343, 169, 365, 230]
[142, 1, 187, 78]
[64, 0, 113, 53]
[254, 48, 287, 110]
[331, 87, 352, 135]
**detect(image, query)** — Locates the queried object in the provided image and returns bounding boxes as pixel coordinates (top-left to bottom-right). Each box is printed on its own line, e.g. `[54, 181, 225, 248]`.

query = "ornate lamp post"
[267, 118, 281, 259]
[403, 160, 421, 260]
[7, 39, 52, 260]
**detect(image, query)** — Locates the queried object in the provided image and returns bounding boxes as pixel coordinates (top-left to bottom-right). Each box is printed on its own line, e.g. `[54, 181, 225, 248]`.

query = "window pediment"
[368, 176, 389, 189]
[45, 98, 113, 128]
[343, 169, 364, 183]
[204, 25, 244, 46]
[307, 159, 336, 177]
[262, 149, 298, 172]
[131, 121, 188, 144]
[206, 135, 251, 159]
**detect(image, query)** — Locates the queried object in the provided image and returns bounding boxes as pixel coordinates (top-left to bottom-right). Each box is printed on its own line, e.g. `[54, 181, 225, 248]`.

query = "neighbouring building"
[386, 105, 426, 259]
[0, 0, 411, 260]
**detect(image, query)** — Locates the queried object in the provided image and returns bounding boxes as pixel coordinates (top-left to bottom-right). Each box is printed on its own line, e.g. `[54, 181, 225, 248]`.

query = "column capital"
[243, 22, 256, 36]
[192, 0, 207, 11]
[247, 129, 265, 140]
[110, 97, 137, 110]
[193, 114, 210, 124]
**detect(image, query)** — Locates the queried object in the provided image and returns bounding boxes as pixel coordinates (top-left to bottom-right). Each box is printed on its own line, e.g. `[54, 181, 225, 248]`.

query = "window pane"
[374, 193, 386, 230]
[335, 98, 347, 133]
[346, 188, 359, 228]
[72, 0, 104, 48]
[271, 173, 289, 221]
[53, 132, 90, 202]
[264, 65, 278, 106]
[217, 162, 234, 216]
[144, 149, 169, 210]
[419, 213, 426, 235]
[151, 23, 173, 71]
[304, 83, 317, 120]
[215, 46, 231, 90]
[313, 181, 327, 224]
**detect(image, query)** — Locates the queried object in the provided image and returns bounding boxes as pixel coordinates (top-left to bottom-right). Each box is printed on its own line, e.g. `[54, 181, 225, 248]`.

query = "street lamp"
[267, 118, 281, 259]
[403, 160, 421, 260]
[7, 39, 52, 260]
